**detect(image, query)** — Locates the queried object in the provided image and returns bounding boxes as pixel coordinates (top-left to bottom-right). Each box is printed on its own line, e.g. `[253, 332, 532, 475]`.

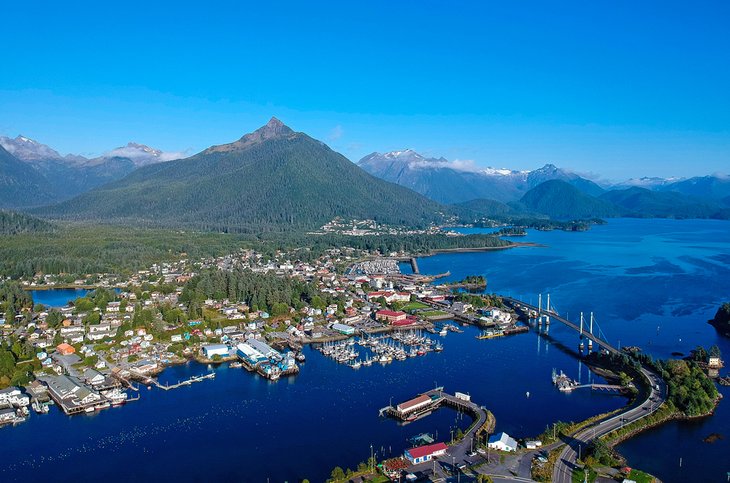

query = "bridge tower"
[544, 293, 551, 325]
[537, 294, 543, 328]
[588, 312, 594, 351]
[579, 312, 585, 353]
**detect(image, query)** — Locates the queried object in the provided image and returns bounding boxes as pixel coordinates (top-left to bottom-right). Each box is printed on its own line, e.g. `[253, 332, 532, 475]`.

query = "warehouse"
[404, 442, 448, 464]
[201, 344, 229, 358]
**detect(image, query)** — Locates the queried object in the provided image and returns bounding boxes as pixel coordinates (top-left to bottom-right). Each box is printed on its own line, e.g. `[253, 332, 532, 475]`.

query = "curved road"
[552, 366, 666, 482]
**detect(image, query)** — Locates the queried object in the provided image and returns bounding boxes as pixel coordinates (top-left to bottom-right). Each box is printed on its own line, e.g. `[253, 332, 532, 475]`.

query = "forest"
[0, 224, 509, 279]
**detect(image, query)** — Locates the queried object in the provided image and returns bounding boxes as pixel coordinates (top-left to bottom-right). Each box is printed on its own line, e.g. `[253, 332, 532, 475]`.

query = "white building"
[201, 344, 229, 358]
[488, 432, 518, 452]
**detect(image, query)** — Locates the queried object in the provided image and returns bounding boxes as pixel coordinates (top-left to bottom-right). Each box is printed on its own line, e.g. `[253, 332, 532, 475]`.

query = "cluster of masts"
[317, 332, 443, 369]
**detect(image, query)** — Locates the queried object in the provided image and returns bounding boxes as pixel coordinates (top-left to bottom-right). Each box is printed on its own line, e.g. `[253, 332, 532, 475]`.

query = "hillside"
[599, 187, 729, 219]
[39, 118, 445, 232]
[358, 151, 603, 204]
[519, 180, 619, 219]
[453, 198, 517, 217]
[0, 135, 178, 205]
[659, 176, 730, 202]
[0, 210, 52, 235]
[0, 145, 58, 208]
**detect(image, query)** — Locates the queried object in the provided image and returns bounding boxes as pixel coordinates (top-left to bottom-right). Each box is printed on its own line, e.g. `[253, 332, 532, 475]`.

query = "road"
[551, 366, 666, 482]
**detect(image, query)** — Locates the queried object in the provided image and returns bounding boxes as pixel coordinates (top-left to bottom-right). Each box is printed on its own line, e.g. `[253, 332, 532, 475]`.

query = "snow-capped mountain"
[0, 134, 185, 207]
[358, 150, 603, 204]
[101, 142, 185, 166]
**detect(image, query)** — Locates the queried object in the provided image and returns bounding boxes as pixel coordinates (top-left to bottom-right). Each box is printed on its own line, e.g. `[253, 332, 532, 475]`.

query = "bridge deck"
[503, 297, 618, 354]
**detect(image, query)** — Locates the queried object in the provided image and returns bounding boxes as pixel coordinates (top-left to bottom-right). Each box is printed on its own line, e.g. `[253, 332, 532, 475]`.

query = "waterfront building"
[331, 323, 355, 335]
[376, 310, 407, 324]
[201, 344, 229, 358]
[488, 432, 518, 452]
[404, 442, 448, 464]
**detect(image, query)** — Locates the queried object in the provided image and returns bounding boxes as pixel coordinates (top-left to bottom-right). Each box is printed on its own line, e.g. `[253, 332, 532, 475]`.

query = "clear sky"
[1, 0, 728, 180]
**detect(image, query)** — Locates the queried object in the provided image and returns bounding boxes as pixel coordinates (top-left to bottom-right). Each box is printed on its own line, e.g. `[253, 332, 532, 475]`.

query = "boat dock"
[153, 372, 216, 391]
[379, 387, 494, 436]
[552, 368, 627, 394]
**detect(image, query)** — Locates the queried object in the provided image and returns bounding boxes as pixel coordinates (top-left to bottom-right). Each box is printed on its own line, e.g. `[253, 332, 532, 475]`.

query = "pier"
[152, 372, 216, 390]
[379, 387, 494, 437]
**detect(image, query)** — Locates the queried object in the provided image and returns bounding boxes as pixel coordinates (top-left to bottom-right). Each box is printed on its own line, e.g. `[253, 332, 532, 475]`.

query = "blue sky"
[1, 0, 728, 180]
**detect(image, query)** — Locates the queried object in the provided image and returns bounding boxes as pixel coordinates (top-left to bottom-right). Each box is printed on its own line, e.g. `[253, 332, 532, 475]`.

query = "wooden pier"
[153, 372, 216, 391]
[379, 387, 494, 436]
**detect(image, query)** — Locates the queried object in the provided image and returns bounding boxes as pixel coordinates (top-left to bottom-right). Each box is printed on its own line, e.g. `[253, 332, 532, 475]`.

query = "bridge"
[502, 295, 619, 354]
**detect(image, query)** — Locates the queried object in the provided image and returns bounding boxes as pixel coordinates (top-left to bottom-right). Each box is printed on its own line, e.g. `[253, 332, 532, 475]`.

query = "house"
[488, 432, 518, 452]
[201, 344, 229, 358]
[56, 343, 76, 356]
[375, 310, 407, 324]
[0, 387, 29, 407]
[708, 356, 723, 369]
[0, 407, 16, 423]
[170, 334, 183, 343]
[404, 442, 448, 464]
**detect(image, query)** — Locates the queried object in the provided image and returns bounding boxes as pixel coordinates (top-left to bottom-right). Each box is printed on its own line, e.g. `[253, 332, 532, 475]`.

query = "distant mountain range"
[358, 150, 604, 204]
[3, 123, 730, 228]
[0, 135, 182, 207]
[38, 118, 444, 232]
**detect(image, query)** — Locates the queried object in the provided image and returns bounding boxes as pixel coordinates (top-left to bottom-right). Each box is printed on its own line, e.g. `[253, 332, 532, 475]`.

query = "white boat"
[439, 328, 448, 336]
[84, 406, 95, 413]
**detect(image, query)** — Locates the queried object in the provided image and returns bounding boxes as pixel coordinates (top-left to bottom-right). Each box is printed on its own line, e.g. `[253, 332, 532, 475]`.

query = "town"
[0, 245, 519, 431]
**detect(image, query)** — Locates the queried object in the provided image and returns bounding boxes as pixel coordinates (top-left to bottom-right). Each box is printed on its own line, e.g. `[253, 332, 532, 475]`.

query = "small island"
[709, 302, 730, 336]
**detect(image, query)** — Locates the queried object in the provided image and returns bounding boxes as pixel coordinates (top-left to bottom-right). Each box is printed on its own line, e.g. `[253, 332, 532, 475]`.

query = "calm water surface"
[5, 219, 729, 482]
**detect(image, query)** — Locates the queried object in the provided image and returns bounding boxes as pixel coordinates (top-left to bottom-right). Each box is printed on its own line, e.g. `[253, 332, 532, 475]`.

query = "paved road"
[552, 367, 666, 482]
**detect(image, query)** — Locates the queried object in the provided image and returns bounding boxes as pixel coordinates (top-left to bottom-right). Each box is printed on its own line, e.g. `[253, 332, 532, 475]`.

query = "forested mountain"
[453, 198, 517, 217]
[658, 175, 730, 202]
[0, 210, 52, 235]
[0, 145, 57, 208]
[599, 187, 730, 219]
[358, 150, 603, 203]
[39, 118, 445, 232]
[0, 135, 178, 207]
[518, 180, 619, 219]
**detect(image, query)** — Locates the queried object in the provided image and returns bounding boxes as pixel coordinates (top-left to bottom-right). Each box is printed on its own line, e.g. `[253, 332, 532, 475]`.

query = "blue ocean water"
[417, 218, 730, 482]
[5, 218, 729, 482]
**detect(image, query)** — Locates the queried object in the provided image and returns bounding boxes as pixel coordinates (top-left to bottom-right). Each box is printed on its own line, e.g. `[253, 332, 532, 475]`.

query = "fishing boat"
[434, 342, 443, 352]
[439, 328, 448, 337]
[229, 361, 243, 368]
[295, 351, 306, 362]
[350, 360, 362, 369]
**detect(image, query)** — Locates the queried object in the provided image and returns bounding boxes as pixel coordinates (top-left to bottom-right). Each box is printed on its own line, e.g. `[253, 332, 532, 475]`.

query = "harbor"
[316, 329, 443, 368]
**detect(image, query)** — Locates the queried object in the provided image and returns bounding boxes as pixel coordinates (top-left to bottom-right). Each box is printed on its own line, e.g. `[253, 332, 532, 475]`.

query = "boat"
[295, 351, 306, 362]
[439, 328, 448, 336]
[229, 361, 243, 369]
[84, 406, 95, 413]
[95, 402, 111, 410]
[350, 360, 362, 369]
[363, 357, 373, 367]
[434, 342, 443, 352]
[32, 400, 50, 414]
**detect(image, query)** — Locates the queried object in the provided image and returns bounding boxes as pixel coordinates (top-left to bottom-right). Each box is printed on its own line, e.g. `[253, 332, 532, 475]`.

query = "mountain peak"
[203, 117, 296, 154]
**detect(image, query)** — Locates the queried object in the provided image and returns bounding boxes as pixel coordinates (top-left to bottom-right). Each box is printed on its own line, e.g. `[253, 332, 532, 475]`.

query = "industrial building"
[201, 344, 229, 358]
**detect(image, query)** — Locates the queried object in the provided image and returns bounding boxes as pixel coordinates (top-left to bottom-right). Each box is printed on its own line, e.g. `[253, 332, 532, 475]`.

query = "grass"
[628, 469, 656, 483]
[571, 467, 597, 483]
[401, 301, 429, 311]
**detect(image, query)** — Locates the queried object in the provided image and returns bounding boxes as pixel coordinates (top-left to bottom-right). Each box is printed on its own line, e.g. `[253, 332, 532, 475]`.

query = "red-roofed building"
[404, 442, 448, 464]
[56, 343, 75, 356]
[376, 310, 407, 324]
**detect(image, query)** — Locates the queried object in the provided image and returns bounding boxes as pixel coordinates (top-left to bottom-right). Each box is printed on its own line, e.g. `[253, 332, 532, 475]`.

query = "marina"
[316, 329, 442, 368]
